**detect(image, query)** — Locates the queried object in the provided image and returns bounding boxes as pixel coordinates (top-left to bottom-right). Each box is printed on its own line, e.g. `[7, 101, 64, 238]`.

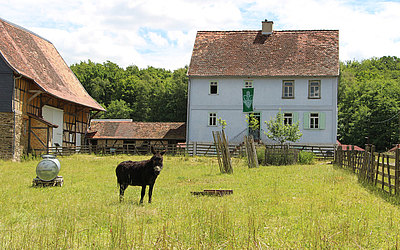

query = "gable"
[0, 18, 105, 111]
[188, 30, 339, 77]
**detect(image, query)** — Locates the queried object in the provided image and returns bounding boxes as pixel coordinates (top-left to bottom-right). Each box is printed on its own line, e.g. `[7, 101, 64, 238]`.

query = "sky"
[1, 0, 400, 70]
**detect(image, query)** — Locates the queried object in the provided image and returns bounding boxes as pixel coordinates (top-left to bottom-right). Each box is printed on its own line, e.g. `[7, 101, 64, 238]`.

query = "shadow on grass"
[358, 180, 400, 206]
[333, 164, 400, 206]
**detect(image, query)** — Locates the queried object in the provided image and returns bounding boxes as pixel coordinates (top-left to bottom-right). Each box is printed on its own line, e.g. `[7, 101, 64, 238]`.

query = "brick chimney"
[262, 19, 273, 35]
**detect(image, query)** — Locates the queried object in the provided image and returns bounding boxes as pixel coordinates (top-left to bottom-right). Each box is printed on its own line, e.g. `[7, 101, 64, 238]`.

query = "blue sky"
[1, 0, 400, 69]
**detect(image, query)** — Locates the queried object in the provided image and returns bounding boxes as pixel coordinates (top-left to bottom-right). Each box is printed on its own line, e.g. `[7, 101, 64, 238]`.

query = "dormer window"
[210, 81, 218, 95]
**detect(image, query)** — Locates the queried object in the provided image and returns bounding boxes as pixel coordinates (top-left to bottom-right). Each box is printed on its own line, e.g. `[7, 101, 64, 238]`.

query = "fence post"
[396, 148, 400, 195]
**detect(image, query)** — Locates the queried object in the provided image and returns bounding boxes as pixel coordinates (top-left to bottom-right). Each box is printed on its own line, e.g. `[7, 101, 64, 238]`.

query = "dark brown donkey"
[116, 146, 166, 203]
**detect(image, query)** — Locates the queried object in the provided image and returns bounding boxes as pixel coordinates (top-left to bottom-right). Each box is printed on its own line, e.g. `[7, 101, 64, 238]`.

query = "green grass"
[1, 154, 400, 248]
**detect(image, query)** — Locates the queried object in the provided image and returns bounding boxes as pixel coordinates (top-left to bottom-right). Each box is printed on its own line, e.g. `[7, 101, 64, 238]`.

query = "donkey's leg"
[140, 185, 146, 204]
[148, 184, 154, 203]
[119, 184, 128, 202]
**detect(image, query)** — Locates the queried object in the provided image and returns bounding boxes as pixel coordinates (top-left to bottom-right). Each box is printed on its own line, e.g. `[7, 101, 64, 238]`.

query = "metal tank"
[36, 154, 61, 181]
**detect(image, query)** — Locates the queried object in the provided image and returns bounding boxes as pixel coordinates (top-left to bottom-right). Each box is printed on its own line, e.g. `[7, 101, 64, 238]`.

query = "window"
[210, 81, 218, 94]
[244, 80, 253, 88]
[309, 80, 321, 99]
[284, 113, 293, 125]
[282, 80, 294, 98]
[208, 113, 217, 126]
[310, 113, 319, 129]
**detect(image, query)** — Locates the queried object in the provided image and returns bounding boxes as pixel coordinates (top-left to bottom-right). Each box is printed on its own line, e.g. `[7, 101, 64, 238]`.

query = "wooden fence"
[335, 145, 400, 195]
[32, 143, 186, 157]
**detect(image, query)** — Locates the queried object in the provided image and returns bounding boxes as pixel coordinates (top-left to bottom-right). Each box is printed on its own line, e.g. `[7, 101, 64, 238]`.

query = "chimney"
[262, 19, 273, 35]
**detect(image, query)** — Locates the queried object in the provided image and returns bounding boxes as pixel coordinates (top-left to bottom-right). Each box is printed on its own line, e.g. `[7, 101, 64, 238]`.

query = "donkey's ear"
[151, 146, 156, 155]
[160, 150, 166, 156]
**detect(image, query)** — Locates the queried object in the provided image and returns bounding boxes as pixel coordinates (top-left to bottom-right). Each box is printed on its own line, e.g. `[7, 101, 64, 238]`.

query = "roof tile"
[188, 30, 339, 77]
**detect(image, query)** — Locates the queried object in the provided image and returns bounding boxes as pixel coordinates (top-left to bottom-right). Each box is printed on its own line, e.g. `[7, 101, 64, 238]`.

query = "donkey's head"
[150, 146, 166, 175]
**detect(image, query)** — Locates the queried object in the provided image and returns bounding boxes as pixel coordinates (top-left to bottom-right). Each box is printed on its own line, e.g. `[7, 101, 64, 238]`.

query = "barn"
[0, 18, 105, 160]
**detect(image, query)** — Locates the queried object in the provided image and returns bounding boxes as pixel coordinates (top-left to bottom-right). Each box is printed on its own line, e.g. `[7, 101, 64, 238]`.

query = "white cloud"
[1, 0, 400, 69]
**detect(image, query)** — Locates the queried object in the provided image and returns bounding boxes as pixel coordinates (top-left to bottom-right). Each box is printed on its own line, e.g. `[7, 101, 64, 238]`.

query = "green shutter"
[303, 112, 310, 129]
[319, 112, 326, 130]
[293, 112, 299, 123]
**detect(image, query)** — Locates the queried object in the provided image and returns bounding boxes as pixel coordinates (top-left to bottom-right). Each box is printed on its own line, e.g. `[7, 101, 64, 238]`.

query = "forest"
[70, 56, 400, 151]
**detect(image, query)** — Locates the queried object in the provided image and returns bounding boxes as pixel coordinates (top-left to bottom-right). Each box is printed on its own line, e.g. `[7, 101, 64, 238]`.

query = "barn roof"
[188, 30, 339, 77]
[88, 120, 186, 140]
[0, 18, 105, 111]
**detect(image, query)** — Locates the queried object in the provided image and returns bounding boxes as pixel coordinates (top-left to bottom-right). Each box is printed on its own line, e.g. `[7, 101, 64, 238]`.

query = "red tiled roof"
[337, 141, 364, 151]
[88, 121, 186, 140]
[0, 18, 104, 111]
[188, 30, 339, 77]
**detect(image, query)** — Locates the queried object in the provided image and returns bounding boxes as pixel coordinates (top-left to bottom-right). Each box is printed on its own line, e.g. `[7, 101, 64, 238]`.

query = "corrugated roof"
[188, 30, 339, 77]
[0, 18, 105, 111]
[88, 121, 186, 140]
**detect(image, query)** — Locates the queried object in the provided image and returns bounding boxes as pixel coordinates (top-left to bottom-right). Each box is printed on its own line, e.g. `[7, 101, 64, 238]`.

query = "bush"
[298, 151, 315, 165]
[256, 146, 265, 164]
[264, 147, 298, 166]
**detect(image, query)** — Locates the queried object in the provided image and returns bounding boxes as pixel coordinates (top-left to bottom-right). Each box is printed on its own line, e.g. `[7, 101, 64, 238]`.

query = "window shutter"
[293, 112, 299, 123]
[303, 112, 310, 129]
[319, 112, 326, 130]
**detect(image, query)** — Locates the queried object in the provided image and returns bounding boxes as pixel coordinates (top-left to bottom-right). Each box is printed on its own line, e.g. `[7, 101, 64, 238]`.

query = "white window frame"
[244, 80, 253, 88]
[310, 113, 319, 129]
[309, 80, 321, 99]
[208, 113, 217, 126]
[209, 81, 218, 95]
[284, 113, 293, 125]
[282, 80, 294, 98]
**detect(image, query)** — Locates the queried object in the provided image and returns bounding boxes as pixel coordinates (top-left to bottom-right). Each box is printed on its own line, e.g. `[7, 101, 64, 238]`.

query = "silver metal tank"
[36, 154, 61, 181]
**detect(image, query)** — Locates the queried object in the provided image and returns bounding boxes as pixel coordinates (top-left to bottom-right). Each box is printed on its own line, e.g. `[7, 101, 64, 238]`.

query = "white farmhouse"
[186, 20, 339, 145]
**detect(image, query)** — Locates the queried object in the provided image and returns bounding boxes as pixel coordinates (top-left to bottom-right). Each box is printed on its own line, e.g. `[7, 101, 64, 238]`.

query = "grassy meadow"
[1, 154, 400, 248]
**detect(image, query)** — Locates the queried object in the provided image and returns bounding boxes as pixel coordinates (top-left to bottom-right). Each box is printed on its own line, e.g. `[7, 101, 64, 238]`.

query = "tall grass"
[1, 154, 400, 248]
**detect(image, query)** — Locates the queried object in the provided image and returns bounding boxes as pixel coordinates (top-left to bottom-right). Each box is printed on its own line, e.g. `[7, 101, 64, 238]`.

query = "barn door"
[42, 105, 64, 147]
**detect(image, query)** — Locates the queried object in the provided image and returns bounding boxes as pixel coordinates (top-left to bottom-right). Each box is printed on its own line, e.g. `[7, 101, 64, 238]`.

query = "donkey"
[116, 146, 166, 203]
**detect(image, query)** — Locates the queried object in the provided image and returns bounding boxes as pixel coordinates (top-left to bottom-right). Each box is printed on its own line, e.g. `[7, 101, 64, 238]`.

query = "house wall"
[187, 77, 338, 145]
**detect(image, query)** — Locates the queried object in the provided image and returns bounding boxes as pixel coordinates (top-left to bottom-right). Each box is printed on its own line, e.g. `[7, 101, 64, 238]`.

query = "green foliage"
[264, 149, 298, 165]
[338, 56, 400, 151]
[70, 61, 188, 122]
[217, 117, 227, 130]
[256, 146, 265, 164]
[100, 99, 132, 119]
[245, 113, 260, 130]
[264, 110, 302, 144]
[298, 151, 315, 165]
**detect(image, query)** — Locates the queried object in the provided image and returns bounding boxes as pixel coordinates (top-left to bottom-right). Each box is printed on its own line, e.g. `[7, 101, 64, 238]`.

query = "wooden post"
[396, 148, 400, 195]
[212, 131, 223, 173]
[387, 154, 392, 194]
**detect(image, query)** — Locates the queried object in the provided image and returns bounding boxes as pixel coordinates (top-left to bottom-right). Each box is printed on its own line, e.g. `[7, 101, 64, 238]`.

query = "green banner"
[242, 88, 254, 112]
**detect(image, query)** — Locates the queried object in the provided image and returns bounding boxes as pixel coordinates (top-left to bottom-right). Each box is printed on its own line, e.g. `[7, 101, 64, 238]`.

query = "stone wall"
[0, 112, 14, 160]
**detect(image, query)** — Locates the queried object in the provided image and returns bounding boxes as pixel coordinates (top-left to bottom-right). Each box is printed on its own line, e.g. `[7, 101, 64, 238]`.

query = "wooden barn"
[86, 120, 186, 154]
[0, 18, 105, 160]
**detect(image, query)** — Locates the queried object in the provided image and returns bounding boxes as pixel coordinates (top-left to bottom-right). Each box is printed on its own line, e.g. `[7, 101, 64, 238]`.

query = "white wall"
[187, 77, 338, 145]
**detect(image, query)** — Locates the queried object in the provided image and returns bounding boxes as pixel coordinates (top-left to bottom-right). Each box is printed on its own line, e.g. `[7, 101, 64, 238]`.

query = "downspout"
[12, 74, 22, 160]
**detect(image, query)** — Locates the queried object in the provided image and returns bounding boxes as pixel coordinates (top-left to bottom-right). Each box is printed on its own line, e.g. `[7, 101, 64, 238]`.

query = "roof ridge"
[197, 29, 338, 33]
[0, 17, 53, 44]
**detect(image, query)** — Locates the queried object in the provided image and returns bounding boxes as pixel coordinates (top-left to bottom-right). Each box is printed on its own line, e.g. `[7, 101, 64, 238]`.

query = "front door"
[248, 112, 261, 141]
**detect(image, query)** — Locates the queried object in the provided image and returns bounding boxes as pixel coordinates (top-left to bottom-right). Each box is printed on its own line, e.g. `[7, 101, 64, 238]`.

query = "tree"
[100, 99, 132, 119]
[264, 111, 302, 144]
